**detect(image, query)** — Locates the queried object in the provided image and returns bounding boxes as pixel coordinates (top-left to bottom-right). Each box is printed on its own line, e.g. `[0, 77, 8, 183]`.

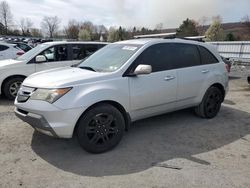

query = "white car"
[0, 43, 24, 60]
[15, 39, 229, 153]
[0, 41, 107, 99]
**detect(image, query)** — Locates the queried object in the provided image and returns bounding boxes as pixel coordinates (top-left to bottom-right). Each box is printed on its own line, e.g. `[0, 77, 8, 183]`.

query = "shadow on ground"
[31, 106, 250, 177]
[0, 95, 13, 106]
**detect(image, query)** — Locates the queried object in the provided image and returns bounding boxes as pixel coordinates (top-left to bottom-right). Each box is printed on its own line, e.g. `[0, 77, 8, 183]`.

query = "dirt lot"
[0, 77, 250, 188]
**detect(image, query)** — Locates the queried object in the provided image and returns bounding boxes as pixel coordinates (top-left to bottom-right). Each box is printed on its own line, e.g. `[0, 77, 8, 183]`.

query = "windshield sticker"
[122, 46, 138, 51]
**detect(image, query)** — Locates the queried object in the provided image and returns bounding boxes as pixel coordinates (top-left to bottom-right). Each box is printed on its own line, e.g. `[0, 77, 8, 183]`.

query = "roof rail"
[133, 33, 206, 42]
[181, 36, 206, 42]
[134, 32, 176, 39]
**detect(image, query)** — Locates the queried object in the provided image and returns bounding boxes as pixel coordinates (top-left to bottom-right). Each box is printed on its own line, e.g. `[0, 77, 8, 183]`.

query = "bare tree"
[64, 19, 80, 39]
[20, 18, 33, 36]
[241, 15, 250, 32]
[198, 16, 209, 34]
[0, 1, 12, 34]
[41, 16, 60, 38]
[155, 23, 163, 32]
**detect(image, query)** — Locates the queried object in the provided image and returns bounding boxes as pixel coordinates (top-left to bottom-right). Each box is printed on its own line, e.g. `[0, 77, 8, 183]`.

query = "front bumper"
[15, 108, 58, 137]
[14, 99, 85, 138]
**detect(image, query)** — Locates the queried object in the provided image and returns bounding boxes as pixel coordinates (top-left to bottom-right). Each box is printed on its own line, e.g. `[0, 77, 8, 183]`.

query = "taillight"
[16, 51, 24, 56]
[225, 64, 230, 73]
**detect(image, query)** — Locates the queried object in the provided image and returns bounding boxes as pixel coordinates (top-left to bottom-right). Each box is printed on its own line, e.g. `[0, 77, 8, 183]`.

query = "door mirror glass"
[35, 55, 46, 63]
[134, 64, 152, 75]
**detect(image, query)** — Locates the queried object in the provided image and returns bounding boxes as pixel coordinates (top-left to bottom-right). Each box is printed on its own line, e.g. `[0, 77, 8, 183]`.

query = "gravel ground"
[0, 77, 249, 188]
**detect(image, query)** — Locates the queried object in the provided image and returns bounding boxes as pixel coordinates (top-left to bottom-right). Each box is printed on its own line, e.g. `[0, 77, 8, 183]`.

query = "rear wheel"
[3, 77, 24, 100]
[77, 104, 125, 153]
[195, 86, 223, 118]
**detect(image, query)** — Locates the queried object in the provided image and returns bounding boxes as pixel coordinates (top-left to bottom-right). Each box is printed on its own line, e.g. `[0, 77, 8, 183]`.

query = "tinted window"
[171, 43, 201, 69]
[72, 44, 99, 60]
[199, 46, 219, 64]
[17, 43, 32, 52]
[130, 43, 201, 73]
[131, 44, 173, 73]
[0, 45, 9, 51]
[39, 45, 68, 62]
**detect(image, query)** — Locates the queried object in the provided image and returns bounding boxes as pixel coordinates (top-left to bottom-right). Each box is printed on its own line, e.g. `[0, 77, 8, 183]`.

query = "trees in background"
[64, 19, 80, 39]
[41, 16, 60, 38]
[20, 18, 33, 36]
[242, 15, 250, 32]
[176, 18, 199, 37]
[205, 20, 224, 41]
[225, 33, 235, 41]
[78, 28, 91, 41]
[0, 1, 12, 34]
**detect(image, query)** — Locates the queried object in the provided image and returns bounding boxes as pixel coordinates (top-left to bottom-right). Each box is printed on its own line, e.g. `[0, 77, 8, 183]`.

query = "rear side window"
[199, 46, 219, 64]
[72, 44, 99, 60]
[171, 43, 201, 69]
[0, 45, 9, 51]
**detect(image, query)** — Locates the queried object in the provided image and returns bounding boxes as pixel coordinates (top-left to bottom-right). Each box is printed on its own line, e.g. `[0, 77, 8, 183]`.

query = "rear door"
[127, 43, 177, 120]
[35, 44, 72, 72]
[173, 43, 208, 107]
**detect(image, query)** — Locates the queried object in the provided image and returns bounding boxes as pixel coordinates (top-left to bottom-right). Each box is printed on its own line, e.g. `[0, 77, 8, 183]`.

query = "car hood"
[23, 67, 112, 88]
[0, 59, 24, 68]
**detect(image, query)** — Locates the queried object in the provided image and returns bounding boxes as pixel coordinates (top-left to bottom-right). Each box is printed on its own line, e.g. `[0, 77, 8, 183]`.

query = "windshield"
[78, 44, 142, 72]
[16, 43, 50, 61]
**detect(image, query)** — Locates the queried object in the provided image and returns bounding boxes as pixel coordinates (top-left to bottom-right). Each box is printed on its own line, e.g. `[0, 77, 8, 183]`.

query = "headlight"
[30, 87, 72, 103]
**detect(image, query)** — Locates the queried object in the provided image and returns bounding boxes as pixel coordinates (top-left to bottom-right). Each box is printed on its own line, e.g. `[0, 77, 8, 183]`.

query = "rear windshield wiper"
[79, 66, 96, 72]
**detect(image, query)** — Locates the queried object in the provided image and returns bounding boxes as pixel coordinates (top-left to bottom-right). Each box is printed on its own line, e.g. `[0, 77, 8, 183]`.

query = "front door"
[127, 43, 178, 120]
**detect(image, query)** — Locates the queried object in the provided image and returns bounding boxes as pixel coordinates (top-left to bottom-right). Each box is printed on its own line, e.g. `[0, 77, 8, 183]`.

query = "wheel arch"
[1, 75, 26, 95]
[74, 100, 131, 135]
[210, 83, 226, 101]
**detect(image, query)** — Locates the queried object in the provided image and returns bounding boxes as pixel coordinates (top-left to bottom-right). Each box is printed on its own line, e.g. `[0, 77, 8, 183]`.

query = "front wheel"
[77, 104, 125, 153]
[3, 77, 24, 100]
[195, 86, 223, 119]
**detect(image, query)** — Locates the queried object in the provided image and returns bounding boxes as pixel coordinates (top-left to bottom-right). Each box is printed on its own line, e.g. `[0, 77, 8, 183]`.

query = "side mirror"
[35, 55, 46, 63]
[134, 64, 152, 75]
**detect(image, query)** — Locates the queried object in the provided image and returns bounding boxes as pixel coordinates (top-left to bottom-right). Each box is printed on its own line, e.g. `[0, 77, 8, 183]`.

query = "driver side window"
[39, 45, 68, 62]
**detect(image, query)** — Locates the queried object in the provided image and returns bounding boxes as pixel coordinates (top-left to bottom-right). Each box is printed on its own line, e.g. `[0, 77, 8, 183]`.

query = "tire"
[195, 86, 223, 119]
[3, 77, 24, 100]
[77, 103, 125, 153]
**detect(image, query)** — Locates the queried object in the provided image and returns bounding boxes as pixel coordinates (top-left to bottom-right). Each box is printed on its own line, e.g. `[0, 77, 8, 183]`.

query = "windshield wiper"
[79, 66, 96, 72]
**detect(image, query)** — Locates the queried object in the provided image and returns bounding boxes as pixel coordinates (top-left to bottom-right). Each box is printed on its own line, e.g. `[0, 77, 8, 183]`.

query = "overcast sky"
[7, 0, 250, 29]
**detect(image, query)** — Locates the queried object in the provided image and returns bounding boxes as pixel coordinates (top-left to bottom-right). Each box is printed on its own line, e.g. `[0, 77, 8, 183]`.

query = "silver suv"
[15, 38, 229, 153]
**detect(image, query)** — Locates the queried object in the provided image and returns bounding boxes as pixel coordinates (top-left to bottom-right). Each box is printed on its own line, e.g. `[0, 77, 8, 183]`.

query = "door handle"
[201, 70, 209, 74]
[164, 76, 175, 81]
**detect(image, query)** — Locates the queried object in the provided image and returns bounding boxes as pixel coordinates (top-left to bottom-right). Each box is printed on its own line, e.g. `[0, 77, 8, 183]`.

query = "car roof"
[115, 38, 203, 46]
[0, 42, 16, 47]
[115, 38, 221, 60]
[42, 41, 109, 46]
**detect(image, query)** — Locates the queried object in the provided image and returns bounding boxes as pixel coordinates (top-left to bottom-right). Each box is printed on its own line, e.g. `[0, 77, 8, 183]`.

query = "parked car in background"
[0, 41, 108, 99]
[7, 42, 33, 52]
[14, 39, 228, 153]
[0, 43, 24, 60]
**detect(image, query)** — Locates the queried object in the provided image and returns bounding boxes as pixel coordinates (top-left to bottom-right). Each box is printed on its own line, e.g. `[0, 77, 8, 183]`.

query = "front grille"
[17, 86, 35, 103]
